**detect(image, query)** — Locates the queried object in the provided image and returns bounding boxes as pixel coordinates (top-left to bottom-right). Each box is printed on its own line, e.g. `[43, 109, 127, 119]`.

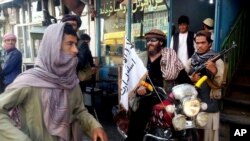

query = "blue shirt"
[1, 48, 22, 86]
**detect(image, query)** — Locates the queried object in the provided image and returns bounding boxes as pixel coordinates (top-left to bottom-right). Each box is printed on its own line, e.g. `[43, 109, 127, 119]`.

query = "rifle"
[191, 41, 237, 74]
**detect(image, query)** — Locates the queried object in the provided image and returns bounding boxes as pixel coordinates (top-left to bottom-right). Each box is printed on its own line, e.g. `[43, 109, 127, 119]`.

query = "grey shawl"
[7, 23, 79, 141]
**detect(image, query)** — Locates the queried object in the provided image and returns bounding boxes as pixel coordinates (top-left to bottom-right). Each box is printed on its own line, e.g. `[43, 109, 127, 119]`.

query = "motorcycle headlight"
[172, 84, 198, 100]
[196, 112, 209, 127]
[182, 98, 201, 117]
[172, 114, 186, 131]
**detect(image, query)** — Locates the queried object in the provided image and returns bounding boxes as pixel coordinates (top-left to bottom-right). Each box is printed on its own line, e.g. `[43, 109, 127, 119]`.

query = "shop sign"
[132, 0, 164, 13]
[100, 0, 127, 16]
[100, 0, 164, 16]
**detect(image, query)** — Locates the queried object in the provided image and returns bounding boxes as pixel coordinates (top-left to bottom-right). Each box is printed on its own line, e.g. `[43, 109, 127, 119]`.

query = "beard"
[147, 45, 162, 56]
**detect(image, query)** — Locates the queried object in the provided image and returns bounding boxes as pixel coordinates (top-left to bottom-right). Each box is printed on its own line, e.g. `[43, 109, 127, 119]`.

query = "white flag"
[120, 38, 147, 111]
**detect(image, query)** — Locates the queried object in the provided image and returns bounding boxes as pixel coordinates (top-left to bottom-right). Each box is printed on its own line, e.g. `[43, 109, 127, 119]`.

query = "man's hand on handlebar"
[137, 86, 147, 95]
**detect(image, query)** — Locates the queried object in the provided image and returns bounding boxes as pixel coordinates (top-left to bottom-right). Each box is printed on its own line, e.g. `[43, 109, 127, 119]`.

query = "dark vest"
[173, 31, 195, 58]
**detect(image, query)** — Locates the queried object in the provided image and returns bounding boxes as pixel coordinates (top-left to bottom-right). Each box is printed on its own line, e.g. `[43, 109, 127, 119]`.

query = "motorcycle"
[114, 76, 209, 141]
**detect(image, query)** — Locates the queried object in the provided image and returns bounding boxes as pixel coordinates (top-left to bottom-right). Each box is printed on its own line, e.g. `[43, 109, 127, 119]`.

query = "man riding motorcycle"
[124, 29, 193, 141]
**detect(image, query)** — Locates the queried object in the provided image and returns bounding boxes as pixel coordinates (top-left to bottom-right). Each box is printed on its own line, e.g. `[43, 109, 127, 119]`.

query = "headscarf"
[191, 50, 217, 68]
[190, 50, 217, 75]
[7, 23, 79, 141]
[2, 32, 17, 50]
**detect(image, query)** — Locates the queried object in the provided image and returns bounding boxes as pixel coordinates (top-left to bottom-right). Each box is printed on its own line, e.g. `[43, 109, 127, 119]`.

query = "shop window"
[132, 0, 168, 52]
[8, 8, 18, 24]
[55, 0, 63, 17]
[99, 0, 168, 66]
[31, 1, 44, 23]
[100, 0, 126, 66]
[17, 26, 31, 60]
[33, 39, 41, 58]
[54, 0, 60, 6]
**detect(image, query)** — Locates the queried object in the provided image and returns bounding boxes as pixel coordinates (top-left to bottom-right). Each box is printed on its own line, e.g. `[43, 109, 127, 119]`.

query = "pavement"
[83, 107, 125, 141]
[83, 91, 125, 141]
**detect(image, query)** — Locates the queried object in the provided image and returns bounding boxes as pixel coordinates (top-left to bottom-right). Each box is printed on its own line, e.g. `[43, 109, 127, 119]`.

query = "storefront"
[99, 0, 169, 66]
[0, 0, 169, 67]
[0, 0, 217, 66]
[0, 0, 60, 65]
[0, 0, 91, 69]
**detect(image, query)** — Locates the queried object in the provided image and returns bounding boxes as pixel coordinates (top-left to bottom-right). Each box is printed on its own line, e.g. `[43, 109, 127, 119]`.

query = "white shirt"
[210, 29, 215, 50]
[170, 32, 189, 71]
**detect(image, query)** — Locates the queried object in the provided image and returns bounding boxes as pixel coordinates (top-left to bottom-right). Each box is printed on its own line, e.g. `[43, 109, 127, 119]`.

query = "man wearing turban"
[1, 32, 22, 89]
[125, 29, 193, 141]
[0, 23, 108, 141]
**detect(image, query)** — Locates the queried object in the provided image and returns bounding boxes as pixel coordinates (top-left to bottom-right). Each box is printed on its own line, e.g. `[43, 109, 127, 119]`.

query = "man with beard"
[125, 29, 192, 141]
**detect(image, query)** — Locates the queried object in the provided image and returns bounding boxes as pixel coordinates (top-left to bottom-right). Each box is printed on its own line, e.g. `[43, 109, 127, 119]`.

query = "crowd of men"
[0, 13, 222, 141]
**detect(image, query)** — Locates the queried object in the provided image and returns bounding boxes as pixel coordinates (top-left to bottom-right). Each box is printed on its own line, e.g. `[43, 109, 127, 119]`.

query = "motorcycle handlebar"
[194, 75, 208, 88]
[140, 81, 153, 91]
[142, 74, 208, 92]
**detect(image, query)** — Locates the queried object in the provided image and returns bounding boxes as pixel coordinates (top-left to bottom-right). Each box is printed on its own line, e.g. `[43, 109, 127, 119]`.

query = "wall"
[218, 0, 243, 47]
[171, 0, 245, 50]
[172, 0, 215, 33]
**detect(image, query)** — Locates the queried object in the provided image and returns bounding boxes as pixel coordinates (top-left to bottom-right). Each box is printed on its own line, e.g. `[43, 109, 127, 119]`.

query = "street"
[83, 107, 125, 141]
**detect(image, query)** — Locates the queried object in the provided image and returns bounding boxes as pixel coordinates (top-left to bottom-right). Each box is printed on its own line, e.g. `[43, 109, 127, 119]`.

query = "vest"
[173, 31, 195, 58]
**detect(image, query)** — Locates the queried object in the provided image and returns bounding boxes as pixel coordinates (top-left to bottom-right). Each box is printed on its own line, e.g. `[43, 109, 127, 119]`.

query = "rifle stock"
[192, 42, 237, 74]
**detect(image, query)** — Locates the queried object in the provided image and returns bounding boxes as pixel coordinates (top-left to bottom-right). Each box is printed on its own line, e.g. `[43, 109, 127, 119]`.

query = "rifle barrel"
[193, 42, 237, 74]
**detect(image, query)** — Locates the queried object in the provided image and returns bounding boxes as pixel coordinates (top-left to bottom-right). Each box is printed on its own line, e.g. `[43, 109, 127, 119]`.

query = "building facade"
[2, 0, 243, 69]
[0, 0, 170, 68]
[99, 0, 168, 66]
[0, 0, 90, 67]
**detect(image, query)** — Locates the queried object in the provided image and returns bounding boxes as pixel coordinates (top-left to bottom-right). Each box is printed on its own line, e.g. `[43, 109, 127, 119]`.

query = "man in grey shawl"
[189, 30, 224, 141]
[0, 23, 108, 141]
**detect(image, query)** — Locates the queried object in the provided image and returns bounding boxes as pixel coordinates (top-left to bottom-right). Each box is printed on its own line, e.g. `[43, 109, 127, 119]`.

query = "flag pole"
[146, 75, 166, 106]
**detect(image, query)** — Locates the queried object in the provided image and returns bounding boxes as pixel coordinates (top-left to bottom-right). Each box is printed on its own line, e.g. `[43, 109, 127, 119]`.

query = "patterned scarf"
[160, 48, 184, 80]
[191, 50, 217, 69]
[7, 23, 78, 141]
